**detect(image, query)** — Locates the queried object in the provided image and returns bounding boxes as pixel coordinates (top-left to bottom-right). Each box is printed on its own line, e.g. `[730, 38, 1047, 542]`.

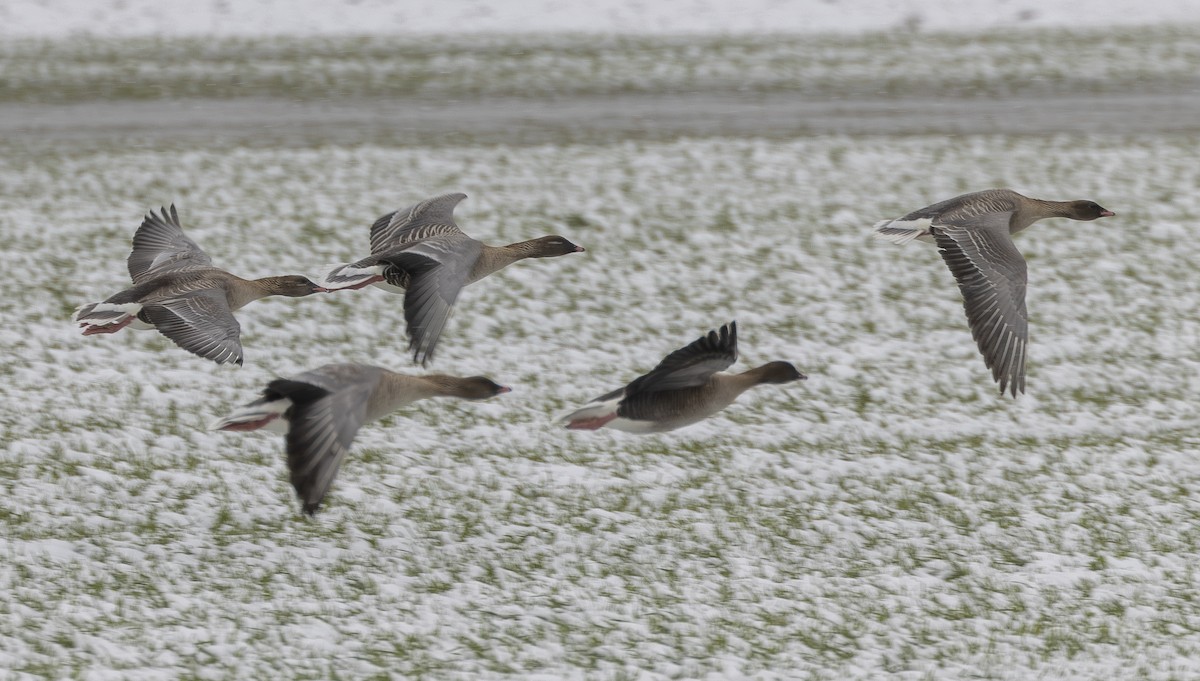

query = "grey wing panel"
[379, 237, 481, 366]
[624, 322, 738, 396]
[141, 288, 244, 365]
[900, 190, 1019, 223]
[284, 378, 376, 515]
[126, 205, 214, 283]
[369, 193, 468, 254]
[288, 364, 385, 394]
[934, 216, 1029, 396]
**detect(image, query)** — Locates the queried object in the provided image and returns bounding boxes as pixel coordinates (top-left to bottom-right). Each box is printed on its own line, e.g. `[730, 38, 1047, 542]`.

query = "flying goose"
[873, 188, 1114, 396]
[213, 363, 511, 515]
[318, 193, 584, 365]
[560, 322, 806, 433]
[74, 205, 327, 365]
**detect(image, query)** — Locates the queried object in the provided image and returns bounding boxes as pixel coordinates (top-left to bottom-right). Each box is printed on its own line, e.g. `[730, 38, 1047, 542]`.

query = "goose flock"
[75, 189, 1113, 514]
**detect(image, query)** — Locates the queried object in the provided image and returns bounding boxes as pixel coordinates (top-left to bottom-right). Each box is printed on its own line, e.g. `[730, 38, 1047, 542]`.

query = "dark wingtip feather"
[709, 321, 737, 356]
[408, 338, 433, 367]
[1000, 377, 1025, 398]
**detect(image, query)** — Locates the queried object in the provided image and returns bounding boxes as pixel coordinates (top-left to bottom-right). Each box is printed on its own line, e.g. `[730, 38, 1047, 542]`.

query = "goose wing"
[140, 288, 243, 365]
[369, 193, 468, 254]
[623, 322, 738, 397]
[127, 205, 214, 284]
[275, 369, 382, 515]
[934, 213, 1029, 396]
[376, 234, 483, 366]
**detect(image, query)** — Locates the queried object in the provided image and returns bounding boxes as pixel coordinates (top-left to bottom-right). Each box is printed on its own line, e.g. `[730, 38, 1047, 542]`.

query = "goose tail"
[559, 396, 622, 431]
[316, 261, 386, 291]
[871, 217, 934, 245]
[211, 397, 292, 433]
[74, 301, 143, 335]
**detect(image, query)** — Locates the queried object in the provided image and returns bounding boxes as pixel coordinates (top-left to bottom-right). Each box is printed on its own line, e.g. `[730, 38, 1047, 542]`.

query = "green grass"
[1, 26, 1199, 103]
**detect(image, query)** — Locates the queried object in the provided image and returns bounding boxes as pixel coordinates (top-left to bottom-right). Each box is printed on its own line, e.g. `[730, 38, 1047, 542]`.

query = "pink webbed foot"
[566, 413, 618, 430]
[218, 414, 280, 432]
[81, 316, 134, 335]
[338, 276, 385, 291]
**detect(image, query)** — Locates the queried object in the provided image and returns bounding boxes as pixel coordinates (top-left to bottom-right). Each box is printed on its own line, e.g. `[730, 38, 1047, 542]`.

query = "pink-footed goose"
[560, 322, 806, 434]
[318, 193, 584, 366]
[873, 188, 1115, 396]
[74, 205, 327, 365]
[213, 363, 510, 515]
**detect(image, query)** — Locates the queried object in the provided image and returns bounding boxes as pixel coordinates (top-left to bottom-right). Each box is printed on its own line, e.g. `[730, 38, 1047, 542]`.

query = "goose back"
[894, 188, 1110, 235]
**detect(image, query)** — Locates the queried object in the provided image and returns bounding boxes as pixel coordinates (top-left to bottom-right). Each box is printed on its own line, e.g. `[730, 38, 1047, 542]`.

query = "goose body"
[561, 322, 806, 434]
[74, 205, 326, 365]
[873, 188, 1115, 396]
[318, 193, 584, 365]
[213, 363, 510, 515]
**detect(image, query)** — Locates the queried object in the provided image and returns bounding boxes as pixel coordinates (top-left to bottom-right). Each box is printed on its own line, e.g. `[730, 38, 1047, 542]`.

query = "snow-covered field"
[4, 130, 1200, 677]
[4, 7, 1200, 678]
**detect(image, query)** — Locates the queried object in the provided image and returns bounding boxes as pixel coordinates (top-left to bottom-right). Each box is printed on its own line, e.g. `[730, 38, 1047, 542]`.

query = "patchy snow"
[3, 130, 1200, 678]
[0, 0, 1197, 38]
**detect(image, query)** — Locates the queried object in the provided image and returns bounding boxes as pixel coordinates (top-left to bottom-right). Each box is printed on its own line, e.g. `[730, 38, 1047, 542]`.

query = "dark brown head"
[754, 361, 807, 385]
[455, 376, 513, 400]
[527, 235, 586, 258]
[1067, 200, 1115, 221]
[261, 275, 329, 297]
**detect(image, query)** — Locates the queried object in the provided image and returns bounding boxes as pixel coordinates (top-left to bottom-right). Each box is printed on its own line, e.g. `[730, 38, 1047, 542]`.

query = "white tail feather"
[73, 301, 142, 324]
[872, 217, 933, 245]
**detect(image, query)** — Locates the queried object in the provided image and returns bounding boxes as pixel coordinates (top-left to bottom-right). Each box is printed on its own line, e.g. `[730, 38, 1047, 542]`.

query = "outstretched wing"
[140, 288, 243, 365]
[376, 235, 482, 366]
[127, 205, 214, 284]
[934, 212, 1029, 397]
[623, 322, 739, 397]
[369, 193, 468, 254]
[277, 369, 380, 515]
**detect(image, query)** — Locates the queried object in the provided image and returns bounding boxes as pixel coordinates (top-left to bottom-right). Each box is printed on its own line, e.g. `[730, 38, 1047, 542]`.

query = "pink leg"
[339, 276, 385, 291]
[81, 316, 134, 335]
[566, 413, 618, 430]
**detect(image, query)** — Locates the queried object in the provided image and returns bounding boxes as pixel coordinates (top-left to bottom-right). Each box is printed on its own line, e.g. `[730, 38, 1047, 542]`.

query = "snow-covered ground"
[1, 0, 1198, 37]
[3, 131, 1200, 677]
